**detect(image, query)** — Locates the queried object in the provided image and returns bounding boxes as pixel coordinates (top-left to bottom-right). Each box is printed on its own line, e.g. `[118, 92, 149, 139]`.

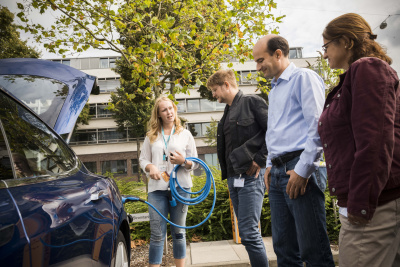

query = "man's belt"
[271, 150, 304, 167]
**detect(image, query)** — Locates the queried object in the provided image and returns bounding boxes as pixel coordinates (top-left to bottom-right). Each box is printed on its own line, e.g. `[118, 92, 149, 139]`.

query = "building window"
[97, 104, 112, 117]
[200, 99, 214, 111]
[204, 153, 219, 168]
[188, 123, 202, 137]
[131, 159, 139, 174]
[187, 99, 200, 112]
[83, 162, 97, 173]
[99, 57, 118, 69]
[97, 78, 120, 93]
[89, 104, 97, 117]
[194, 153, 219, 176]
[98, 128, 127, 143]
[289, 48, 303, 59]
[188, 122, 211, 137]
[52, 59, 70, 66]
[202, 122, 211, 137]
[100, 58, 109, 68]
[176, 99, 186, 113]
[88, 103, 113, 118]
[177, 98, 225, 113]
[69, 128, 131, 145]
[109, 58, 116, 68]
[70, 129, 97, 145]
[216, 102, 225, 111]
[236, 70, 257, 85]
[101, 160, 127, 175]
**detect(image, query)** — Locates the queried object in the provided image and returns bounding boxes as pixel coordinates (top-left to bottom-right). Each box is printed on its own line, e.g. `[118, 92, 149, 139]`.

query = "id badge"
[161, 171, 170, 182]
[159, 164, 167, 172]
[234, 177, 245, 188]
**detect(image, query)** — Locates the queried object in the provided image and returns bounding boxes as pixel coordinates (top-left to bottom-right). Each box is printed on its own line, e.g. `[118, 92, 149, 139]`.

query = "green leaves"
[0, 6, 41, 59]
[14, 0, 283, 134]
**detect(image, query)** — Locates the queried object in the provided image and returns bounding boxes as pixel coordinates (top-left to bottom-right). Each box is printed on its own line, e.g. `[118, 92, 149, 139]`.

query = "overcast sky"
[273, 0, 400, 72]
[2, 0, 400, 72]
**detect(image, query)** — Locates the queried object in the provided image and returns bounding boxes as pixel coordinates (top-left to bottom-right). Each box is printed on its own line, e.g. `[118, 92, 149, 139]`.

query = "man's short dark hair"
[266, 36, 289, 57]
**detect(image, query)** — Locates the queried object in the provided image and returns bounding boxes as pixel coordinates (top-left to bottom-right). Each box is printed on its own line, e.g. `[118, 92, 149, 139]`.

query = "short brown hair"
[267, 36, 289, 57]
[207, 69, 237, 90]
[323, 13, 392, 65]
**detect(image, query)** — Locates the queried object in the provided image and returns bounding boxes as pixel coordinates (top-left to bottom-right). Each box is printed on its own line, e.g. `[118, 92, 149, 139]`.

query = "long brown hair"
[146, 96, 183, 143]
[323, 13, 392, 65]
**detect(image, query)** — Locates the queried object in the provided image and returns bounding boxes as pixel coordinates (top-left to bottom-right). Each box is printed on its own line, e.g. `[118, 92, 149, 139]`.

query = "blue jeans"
[147, 187, 190, 265]
[228, 169, 269, 266]
[269, 156, 334, 267]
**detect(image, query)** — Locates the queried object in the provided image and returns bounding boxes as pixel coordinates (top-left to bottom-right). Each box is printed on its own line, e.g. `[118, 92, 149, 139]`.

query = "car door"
[0, 90, 115, 267]
[0, 127, 30, 267]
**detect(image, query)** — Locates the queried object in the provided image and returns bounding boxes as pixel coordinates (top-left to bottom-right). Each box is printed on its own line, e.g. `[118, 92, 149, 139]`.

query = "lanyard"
[162, 125, 175, 161]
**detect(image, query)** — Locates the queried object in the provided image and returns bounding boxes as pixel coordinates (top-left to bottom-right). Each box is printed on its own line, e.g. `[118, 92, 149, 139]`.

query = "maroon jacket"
[318, 57, 400, 220]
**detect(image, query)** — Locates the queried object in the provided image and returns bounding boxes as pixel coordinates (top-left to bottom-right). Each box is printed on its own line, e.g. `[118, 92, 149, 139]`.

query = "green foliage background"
[113, 168, 340, 243]
[0, 6, 40, 59]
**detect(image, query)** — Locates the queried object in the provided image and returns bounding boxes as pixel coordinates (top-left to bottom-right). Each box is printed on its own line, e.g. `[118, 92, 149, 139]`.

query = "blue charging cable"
[122, 157, 216, 229]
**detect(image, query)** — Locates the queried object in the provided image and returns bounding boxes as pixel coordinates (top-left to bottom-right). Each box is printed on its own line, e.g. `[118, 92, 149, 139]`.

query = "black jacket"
[217, 90, 268, 179]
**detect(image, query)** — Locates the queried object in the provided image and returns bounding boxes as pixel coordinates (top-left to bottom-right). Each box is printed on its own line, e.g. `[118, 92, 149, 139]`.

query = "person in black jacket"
[207, 69, 269, 266]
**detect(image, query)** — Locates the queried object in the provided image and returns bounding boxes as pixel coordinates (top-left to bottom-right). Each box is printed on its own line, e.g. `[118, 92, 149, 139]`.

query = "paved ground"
[185, 237, 339, 267]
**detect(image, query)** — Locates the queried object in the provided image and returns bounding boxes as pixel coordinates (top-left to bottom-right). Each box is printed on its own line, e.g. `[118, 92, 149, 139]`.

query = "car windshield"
[0, 75, 69, 128]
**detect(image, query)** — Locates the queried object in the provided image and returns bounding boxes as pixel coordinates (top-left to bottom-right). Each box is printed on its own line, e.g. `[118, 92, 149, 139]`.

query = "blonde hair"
[206, 69, 237, 90]
[146, 96, 183, 143]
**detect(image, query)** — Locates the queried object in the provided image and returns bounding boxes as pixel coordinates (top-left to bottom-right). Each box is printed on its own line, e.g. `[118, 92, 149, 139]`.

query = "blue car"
[0, 58, 131, 267]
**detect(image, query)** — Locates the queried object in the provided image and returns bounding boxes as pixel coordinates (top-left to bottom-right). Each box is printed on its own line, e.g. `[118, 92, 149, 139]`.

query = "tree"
[307, 51, 343, 96]
[0, 6, 40, 59]
[16, 0, 283, 98]
[203, 118, 218, 147]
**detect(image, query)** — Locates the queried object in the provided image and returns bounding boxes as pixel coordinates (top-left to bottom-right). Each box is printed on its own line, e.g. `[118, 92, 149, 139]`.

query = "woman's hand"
[348, 212, 370, 226]
[169, 151, 185, 165]
[147, 164, 161, 180]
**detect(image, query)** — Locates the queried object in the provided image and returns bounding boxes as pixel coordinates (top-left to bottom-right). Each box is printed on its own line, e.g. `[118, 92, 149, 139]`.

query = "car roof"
[0, 58, 96, 135]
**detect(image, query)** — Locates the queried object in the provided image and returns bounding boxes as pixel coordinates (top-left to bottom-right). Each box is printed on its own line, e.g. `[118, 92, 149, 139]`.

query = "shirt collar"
[230, 90, 243, 107]
[271, 62, 296, 86]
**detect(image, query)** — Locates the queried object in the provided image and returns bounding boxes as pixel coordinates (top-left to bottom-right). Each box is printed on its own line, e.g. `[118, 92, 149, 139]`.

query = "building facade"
[49, 49, 318, 180]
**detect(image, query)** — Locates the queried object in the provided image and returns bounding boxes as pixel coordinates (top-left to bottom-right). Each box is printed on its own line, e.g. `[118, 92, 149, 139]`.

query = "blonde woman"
[139, 96, 198, 267]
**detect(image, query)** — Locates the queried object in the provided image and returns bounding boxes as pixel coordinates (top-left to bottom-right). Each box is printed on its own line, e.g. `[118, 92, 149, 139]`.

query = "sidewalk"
[185, 237, 339, 267]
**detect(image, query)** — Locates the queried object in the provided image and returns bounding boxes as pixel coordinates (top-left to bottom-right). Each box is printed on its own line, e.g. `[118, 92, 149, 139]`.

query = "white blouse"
[139, 129, 199, 193]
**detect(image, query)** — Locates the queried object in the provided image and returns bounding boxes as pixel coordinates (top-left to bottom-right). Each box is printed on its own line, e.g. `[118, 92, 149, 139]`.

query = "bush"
[113, 170, 340, 243]
[186, 167, 232, 241]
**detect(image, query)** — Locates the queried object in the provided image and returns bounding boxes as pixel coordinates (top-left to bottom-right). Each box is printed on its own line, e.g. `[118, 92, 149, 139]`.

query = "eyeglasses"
[322, 38, 339, 53]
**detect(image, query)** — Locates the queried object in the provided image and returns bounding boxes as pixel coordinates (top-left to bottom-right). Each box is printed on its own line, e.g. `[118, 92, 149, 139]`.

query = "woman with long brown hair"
[139, 96, 198, 267]
[318, 13, 400, 266]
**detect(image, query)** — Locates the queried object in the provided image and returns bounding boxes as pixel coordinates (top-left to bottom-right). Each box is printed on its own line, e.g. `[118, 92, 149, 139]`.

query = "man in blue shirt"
[253, 35, 335, 266]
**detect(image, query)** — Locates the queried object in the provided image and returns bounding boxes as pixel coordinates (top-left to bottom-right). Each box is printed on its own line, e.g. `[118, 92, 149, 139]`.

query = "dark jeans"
[269, 156, 334, 267]
[228, 169, 269, 266]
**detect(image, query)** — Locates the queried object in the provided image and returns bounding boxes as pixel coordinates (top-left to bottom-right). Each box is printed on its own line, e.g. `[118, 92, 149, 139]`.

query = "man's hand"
[348, 212, 370, 226]
[286, 170, 308, 199]
[264, 167, 272, 193]
[246, 161, 261, 177]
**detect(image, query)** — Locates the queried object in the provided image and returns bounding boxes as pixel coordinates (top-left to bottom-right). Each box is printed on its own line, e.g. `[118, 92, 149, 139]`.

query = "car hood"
[0, 58, 96, 135]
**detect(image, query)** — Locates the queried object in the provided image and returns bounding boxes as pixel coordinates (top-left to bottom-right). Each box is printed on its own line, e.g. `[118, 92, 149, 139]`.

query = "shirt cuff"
[183, 161, 198, 172]
[294, 161, 316, 179]
[266, 158, 272, 168]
